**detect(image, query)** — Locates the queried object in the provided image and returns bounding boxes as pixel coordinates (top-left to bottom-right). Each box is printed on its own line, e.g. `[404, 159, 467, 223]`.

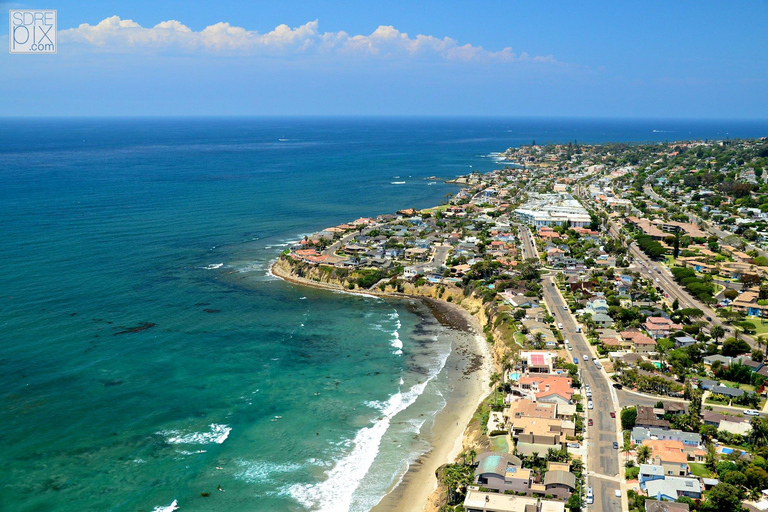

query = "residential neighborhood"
[277, 137, 768, 512]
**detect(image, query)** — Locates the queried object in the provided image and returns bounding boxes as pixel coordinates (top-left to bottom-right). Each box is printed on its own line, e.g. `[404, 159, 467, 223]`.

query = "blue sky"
[1, 1, 767, 117]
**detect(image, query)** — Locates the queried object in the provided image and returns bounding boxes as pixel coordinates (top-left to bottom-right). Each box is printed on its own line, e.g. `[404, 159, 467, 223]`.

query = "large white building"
[515, 193, 591, 228]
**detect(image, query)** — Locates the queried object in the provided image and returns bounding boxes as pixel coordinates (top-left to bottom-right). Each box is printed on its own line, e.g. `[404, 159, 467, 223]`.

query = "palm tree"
[489, 372, 501, 405]
[636, 444, 652, 465]
[750, 417, 768, 448]
[622, 444, 634, 466]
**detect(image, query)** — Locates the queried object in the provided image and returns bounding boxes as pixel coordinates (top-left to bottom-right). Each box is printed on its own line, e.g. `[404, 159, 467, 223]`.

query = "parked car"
[613, 441, 619, 449]
[588, 419, 594, 426]
[573, 357, 579, 365]
[588, 400, 594, 409]
[610, 411, 616, 418]
[563, 305, 568, 310]
[746, 409, 761, 416]
[586, 487, 594, 504]
[612, 383, 623, 389]
[615, 489, 622, 498]
[558, 323, 564, 330]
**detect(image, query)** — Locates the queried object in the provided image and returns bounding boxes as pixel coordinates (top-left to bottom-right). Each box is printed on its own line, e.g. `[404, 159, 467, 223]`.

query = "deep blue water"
[1, 117, 766, 512]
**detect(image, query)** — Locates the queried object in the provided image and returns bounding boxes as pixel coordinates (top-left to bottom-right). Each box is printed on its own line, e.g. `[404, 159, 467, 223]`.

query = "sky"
[1, 1, 767, 118]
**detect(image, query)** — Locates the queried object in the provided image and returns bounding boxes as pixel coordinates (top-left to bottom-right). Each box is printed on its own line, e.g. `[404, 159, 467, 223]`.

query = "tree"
[567, 492, 581, 512]
[724, 289, 739, 301]
[723, 338, 751, 357]
[636, 444, 652, 465]
[700, 482, 744, 512]
[711, 325, 725, 343]
[751, 417, 768, 448]
[621, 407, 637, 430]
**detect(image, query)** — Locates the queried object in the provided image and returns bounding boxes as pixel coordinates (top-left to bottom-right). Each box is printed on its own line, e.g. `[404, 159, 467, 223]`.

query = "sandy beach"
[271, 260, 493, 512]
[371, 298, 492, 512]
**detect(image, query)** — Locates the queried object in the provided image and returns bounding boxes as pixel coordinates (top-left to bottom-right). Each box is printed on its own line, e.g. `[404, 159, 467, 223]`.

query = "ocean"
[1, 117, 766, 512]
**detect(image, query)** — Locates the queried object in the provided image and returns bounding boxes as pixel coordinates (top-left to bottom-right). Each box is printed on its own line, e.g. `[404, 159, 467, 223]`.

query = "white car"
[583, 354, 589, 361]
[746, 409, 761, 416]
[586, 487, 594, 504]
[563, 305, 568, 310]
[588, 400, 594, 409]
[567, 344, 573, 351]
[615, 489, 622, 498]
[558, 323, 564, 330]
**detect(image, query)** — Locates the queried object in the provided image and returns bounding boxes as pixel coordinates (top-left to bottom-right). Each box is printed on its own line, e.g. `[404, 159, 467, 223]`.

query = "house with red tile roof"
[644, 317, 682, 339]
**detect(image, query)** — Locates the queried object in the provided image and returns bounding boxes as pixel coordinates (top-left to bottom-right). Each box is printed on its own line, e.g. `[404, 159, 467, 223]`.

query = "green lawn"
[514, 332, 527, 344]
[491, 435, 509, 453]
[689, 463, 712, 478]
[720, 380, 756, 393]
[746, 316, 768, 336]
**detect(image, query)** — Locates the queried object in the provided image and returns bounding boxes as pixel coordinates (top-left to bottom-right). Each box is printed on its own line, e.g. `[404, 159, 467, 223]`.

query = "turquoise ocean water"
[1, 117, 766, 512]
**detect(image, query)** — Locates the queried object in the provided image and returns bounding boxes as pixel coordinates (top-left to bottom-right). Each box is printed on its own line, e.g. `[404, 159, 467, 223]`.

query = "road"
[644, 184, 768, 261]
[518, 225, 539, 260]
[607, 219, 757, 349]
[544, 278, 625, 512]
[518, 227, 625, 511]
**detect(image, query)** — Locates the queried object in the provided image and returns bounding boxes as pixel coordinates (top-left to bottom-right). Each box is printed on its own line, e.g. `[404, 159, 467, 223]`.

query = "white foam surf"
[390, 311, 403, 355]
[204, 263, 223, 269]
[152, 500, 179, 512]
[159, 424, 231, 445]
[235, 459, 306, 484]
[391, 181, 406, 185]
[287, 351, 449, 512]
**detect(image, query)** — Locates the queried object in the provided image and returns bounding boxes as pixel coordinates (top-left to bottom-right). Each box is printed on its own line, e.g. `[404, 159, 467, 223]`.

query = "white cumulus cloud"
[59, 16, 555, 63]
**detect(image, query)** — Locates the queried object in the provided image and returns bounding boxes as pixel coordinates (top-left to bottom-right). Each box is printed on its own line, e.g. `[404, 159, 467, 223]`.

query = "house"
[631, 427, 701, 448]
[542, 463, 577, 500]
[644, 476, 702, 501]
[645, 317, 681, 339]
[661, 402, 688, 416]
[639, 464, 665, 488]
[592, 313, 615, 328]
[644, 440, 688, 476]
[674, 336, 697, 348]
[586, 299, 609, 315]
[701, 411, 748, 428]
[517, 374, 574, 405]
[474, 452, 529, 494]
[736, 356, 763, 372]
[505, 398, 557, 421]
[520, 351, 556, 374]
[503, 292, 539, 308]
[636, 406, 670, 429]
[403, 266, 424, 279]
[711, 385, 745, 399]
[703, 355, 733, 367]
[463, 488, 566, 512]
[622, 330, 657, 355]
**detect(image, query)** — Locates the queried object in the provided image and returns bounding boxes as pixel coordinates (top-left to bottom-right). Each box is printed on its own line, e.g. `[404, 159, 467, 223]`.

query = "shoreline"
[270, 261, 493, 512]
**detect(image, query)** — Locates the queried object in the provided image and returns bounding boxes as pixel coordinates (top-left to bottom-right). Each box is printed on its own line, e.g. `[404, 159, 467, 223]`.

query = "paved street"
[544, 279, 625, 512]
[518, 228, 626, 511]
